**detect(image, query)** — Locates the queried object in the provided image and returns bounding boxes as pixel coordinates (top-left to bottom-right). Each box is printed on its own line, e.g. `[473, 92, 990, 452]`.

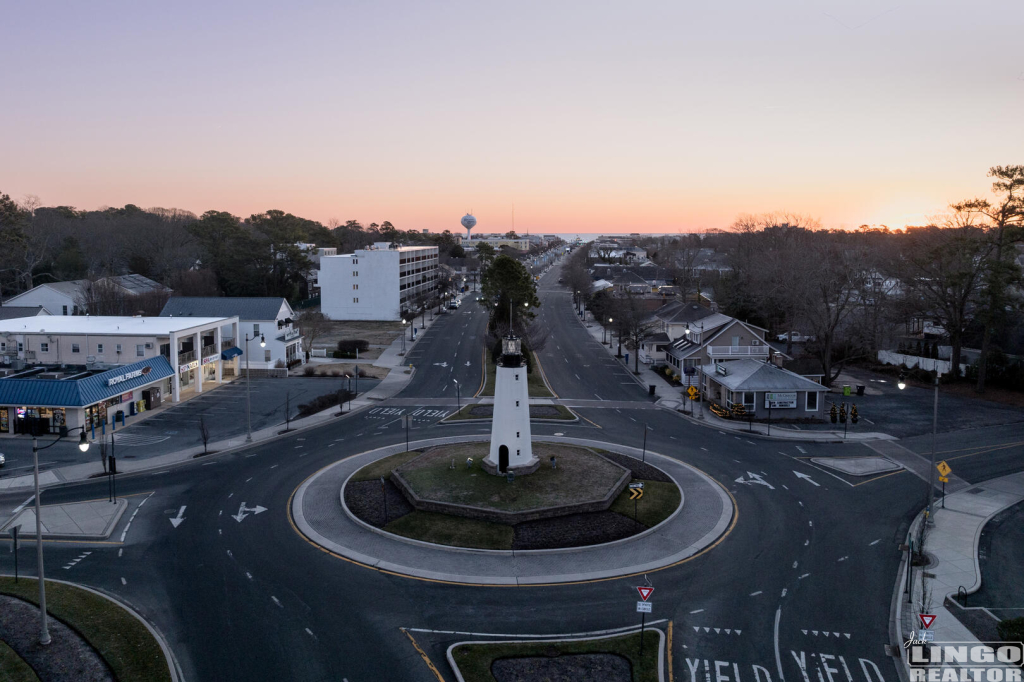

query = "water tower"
[461, 214, 476, 242]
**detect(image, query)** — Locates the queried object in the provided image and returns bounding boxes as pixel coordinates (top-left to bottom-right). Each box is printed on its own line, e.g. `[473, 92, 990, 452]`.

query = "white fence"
[311, 348, 328, 358]
[877, 350, 968, 377]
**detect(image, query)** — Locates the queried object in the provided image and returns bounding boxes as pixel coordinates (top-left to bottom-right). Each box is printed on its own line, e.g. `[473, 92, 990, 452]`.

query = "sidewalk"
[1, 498, 127, 540]
[891, 471, 1024, 680]
[0, 320, 431, 493]
[675, 404, 897, 442]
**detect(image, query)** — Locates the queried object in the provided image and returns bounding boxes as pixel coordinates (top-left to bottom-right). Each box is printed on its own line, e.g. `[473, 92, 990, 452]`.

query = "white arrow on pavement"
[735, 472, 775, 489]
[170, 506, 186, 528]
[793, 471, 821, 486]
[465, 361, 471, 367]
[232, 502, 268, 523]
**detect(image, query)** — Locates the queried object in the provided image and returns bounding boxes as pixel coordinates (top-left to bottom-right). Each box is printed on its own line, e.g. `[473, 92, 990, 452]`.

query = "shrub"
[274, 358, 286, 368]
[297, 389, 357, 417]
[337, 339, 370, 353]
[330, 369, 341, 377]
[302, 365, 316, 377]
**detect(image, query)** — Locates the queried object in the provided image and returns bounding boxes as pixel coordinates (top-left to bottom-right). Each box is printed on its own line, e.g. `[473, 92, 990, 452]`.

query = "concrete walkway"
[292, 435, 734, 585]
[891, 471, 1024, 679]
[1, 498, 127, 540]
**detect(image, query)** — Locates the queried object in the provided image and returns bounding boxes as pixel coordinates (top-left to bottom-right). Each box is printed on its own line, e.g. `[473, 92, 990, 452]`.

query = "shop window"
[136, 344, 145, 357]
[806, 392, 818, 411]
[264, 350, 271, 362]
[97, 343, 104, 353]
[72, 343, 80, 353]
[253, 324, 260, 335]
[41, 342, 49, 352]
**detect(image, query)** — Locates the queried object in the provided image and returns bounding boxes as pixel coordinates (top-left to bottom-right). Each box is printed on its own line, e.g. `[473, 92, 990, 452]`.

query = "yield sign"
[919, 614, 937, 629]
[637, 586, 654, 602]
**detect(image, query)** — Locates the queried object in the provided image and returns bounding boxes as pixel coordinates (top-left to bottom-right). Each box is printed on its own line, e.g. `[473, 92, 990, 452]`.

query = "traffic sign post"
[9, 526, 19, 583]
[380, 476, 389, 526]
[629, 483, 644, 528]
[936, 462, 952, 508]
[635, 584, 654, 660]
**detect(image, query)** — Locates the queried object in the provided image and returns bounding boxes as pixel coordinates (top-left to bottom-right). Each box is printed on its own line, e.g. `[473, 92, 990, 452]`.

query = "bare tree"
[198, 415, 211, 454]
[296, 310, 331, 360]
[618, 292, 659, 374]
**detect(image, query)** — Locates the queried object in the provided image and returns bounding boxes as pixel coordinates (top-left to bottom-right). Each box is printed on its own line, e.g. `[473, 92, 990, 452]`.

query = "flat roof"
[0, 316, 234, 336]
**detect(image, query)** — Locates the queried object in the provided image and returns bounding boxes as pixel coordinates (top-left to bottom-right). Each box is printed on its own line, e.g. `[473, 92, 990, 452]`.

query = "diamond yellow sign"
[687, 386, 699, 397]
[936, 461, 951, 477]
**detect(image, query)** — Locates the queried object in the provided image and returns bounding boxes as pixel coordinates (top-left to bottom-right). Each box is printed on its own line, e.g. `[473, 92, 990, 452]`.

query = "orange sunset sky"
[2, 1, 1022, 233]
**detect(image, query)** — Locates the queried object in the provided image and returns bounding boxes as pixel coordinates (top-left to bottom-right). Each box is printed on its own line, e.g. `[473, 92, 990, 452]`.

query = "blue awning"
[0, 356, 174, 408]
[221, 346, 243, 360]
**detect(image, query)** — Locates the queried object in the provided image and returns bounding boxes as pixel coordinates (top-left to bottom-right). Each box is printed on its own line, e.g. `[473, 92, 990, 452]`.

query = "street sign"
[8, 525, 19, 551]
[689, 392, 700, 401]
[938, 476, 949, 483]
[919, 614, 937, 629]
[637, 586, 654, 601]
[629, 482, 644, 500]
[920, 631, 935, 642]
[687, 386, 698, 397]
[936, 461, 951, 477]
[636, 601, 652, 613]
[684, 366, 697, 376]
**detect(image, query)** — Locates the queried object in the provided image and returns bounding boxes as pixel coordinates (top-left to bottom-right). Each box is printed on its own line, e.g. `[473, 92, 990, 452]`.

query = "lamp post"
[32, 427, 90, 645]
[685, 324, 706, 420]
[401, 319, 407, 353]
[604, 317, 613, 344]
[898, 370, 940, 521]
[454, 379, 461, 412]
[245, 332, 266, 442]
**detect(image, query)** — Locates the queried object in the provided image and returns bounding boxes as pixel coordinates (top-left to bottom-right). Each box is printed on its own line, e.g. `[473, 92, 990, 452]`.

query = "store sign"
[765, 392, 798, 409]
[283, 327, 300, 341]
[201, 355, 219, 366]
[107, 366, 152, 387]
[179, 360, 199, 373]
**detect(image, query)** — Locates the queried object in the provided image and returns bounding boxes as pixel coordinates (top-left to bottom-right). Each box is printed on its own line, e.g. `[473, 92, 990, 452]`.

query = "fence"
[311, 348, 328, 358]
[877, 350, 968, 377]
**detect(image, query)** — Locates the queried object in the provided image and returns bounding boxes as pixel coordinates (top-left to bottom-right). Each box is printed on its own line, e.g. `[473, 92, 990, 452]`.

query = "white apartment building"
[319, 242, 439, 321]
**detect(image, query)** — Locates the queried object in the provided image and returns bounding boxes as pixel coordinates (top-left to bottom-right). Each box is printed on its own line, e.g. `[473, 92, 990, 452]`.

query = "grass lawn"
[384, 511, 513, 549]
[444, 404, 576, 421]
[480, 352, 553, 398]
[0, 578, 170, 682]
[349, 450, 421, 482]
[0, 641, 38, 682]
[450, 630, 661, 682]
[609, 480, 681, 528]
[397, 443, 625, 512]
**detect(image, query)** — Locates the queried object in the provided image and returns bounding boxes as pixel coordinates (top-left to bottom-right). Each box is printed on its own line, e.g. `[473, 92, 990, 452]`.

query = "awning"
[221, 347, 243, 360]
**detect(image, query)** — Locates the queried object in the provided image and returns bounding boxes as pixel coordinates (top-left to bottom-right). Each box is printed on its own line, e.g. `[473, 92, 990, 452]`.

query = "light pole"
[604, 317, 613, 344]
[401, 319, 407, 353]
[454, 379, 461, 412]
[32, 426, 90, 645]
[245, 332, 266, 442]
[898, 370, 941, 521]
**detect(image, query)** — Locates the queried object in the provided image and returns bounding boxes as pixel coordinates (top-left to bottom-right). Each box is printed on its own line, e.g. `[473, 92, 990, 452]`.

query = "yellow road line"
[851, 469, 905, 487]
[944, 441, 1024, 462]
[931, 440, 1024, 456]
[577, 413, 603, 429]
[473, 348, 487, 397]
[401, 627, 447, 682]
[533, 351, 559, 399]
[668, 620, 675, 682]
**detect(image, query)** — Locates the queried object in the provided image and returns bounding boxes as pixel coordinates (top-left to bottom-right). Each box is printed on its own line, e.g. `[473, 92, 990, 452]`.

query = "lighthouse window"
[516, 432, 520, 437]
[517, 450, 520, 456]
[515, 374, 519, 381]
[516, 401, 519, 407]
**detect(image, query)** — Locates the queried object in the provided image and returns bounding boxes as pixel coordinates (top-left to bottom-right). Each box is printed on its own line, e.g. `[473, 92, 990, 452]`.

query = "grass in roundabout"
[0, 640, 38, 682]
[450, 630, 661, 682]
[385, 511, 514, 550]
[397, 443, 624, 512]
[0, 577, 171, 682]
[609, 479, 681, 528]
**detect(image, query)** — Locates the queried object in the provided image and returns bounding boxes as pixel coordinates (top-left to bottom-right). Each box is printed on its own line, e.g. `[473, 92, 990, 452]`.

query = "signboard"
[283, 327, 300, 341]
[715, 364, 728, 376]
[939, 476, 949, 483]
[936, 461, 951, 477]
[686, 386, 699, 397]
[637, 586, 654, 601]
[201, 355, 219, 366]
[765, 392, 798, 409]
[179, 360, 199, 374]
[919, 614, 936, 629]
[683, 366, 697, 376]
[106, 366, 152, 387]
[636, 601, 652, 613]
[629, 482, 644, 500]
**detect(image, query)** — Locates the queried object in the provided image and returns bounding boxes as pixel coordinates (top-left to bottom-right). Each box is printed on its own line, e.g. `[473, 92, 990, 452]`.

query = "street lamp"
[454, 379, 461, 412]
[31, 426, 90, 645]
[401, 319, 407, 352]
[897, 370, 940, 521]
[604, 317, 613, 344]
[245, 332, 266, 442]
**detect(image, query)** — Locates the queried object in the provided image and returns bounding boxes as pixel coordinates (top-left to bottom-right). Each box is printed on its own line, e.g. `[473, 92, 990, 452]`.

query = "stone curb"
[446, 626, 666, 682]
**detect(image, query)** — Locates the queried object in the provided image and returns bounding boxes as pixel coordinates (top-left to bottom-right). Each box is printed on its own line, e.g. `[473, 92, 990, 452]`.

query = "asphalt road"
[1, 264, 1023, 682]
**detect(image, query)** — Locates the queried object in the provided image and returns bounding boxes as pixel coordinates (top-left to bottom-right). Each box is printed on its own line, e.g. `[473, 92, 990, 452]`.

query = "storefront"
[0, 357, 175, 437]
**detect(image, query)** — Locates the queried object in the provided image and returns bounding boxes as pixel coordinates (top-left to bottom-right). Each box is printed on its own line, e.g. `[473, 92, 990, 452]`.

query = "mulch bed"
[0, 594, 113, 682]
[599, 452, 672, 483]
[343, 479, 413, 527]
[466, 405, 563, 418]
[513, 511, 644, 550]
[492, 653, 631, 682]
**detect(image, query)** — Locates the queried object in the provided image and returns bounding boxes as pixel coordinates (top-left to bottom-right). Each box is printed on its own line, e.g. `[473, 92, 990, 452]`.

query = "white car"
[776, 331, 815, 343]
[0, 453, 5, 467]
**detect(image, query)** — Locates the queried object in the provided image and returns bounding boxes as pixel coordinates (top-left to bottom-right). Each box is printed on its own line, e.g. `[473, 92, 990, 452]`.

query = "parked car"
[776, 331, 815, 343]
[0, 453, 5, 467]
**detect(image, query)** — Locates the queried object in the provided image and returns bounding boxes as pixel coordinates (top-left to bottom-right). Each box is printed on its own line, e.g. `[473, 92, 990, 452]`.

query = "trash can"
[856, 385, 865, 396]
[649, 385, 656, 396]
[842, 385, 851, 396]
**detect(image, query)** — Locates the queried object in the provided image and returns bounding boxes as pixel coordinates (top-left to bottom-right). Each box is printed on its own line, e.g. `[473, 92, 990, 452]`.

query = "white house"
[160, 297, 303, 374]
[319, 242, 439, 321]
[3, 280, 91, 316]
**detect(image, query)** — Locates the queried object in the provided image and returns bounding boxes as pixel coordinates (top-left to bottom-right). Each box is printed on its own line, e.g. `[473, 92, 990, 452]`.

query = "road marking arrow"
[232, 502, 268, 523]
[793, 471, 820, 486]
[169, 506, 186, 528]
[735, 472, 775, 489]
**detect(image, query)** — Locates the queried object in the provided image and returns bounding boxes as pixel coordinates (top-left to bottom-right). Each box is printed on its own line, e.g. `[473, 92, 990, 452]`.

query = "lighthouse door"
[498, 445, 509, 473]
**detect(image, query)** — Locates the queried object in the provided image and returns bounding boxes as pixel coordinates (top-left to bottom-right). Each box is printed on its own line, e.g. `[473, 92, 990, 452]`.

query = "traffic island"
[0, 578, 175, 682]
[443, 403, 577, 422]
[342, 443, 682, 550]
[447, 629, 663, 682]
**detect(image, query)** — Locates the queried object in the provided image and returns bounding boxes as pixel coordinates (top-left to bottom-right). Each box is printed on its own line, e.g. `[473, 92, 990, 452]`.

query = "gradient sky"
[3, 1, 1022, 233]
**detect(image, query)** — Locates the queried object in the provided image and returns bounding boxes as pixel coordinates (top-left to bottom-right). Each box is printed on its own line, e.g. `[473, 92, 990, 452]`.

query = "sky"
[2, 0, 1022, 234]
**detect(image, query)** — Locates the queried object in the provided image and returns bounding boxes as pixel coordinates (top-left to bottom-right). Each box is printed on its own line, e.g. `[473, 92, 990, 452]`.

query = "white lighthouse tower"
[483, 333, 539, 475]
[461, 213, 476, 242]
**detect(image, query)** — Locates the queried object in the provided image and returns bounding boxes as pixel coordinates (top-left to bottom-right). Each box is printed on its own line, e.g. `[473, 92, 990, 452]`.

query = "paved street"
[1, 257, 1022, 682]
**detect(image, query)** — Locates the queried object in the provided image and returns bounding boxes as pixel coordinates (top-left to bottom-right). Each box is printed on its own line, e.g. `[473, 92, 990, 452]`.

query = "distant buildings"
[3, 275, 172, 316]
[319, 242, 440, 321]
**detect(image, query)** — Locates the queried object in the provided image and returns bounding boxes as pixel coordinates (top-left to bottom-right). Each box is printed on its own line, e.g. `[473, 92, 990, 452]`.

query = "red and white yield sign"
[919, 614, 937, 629]
[637, 586, 654, 602]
